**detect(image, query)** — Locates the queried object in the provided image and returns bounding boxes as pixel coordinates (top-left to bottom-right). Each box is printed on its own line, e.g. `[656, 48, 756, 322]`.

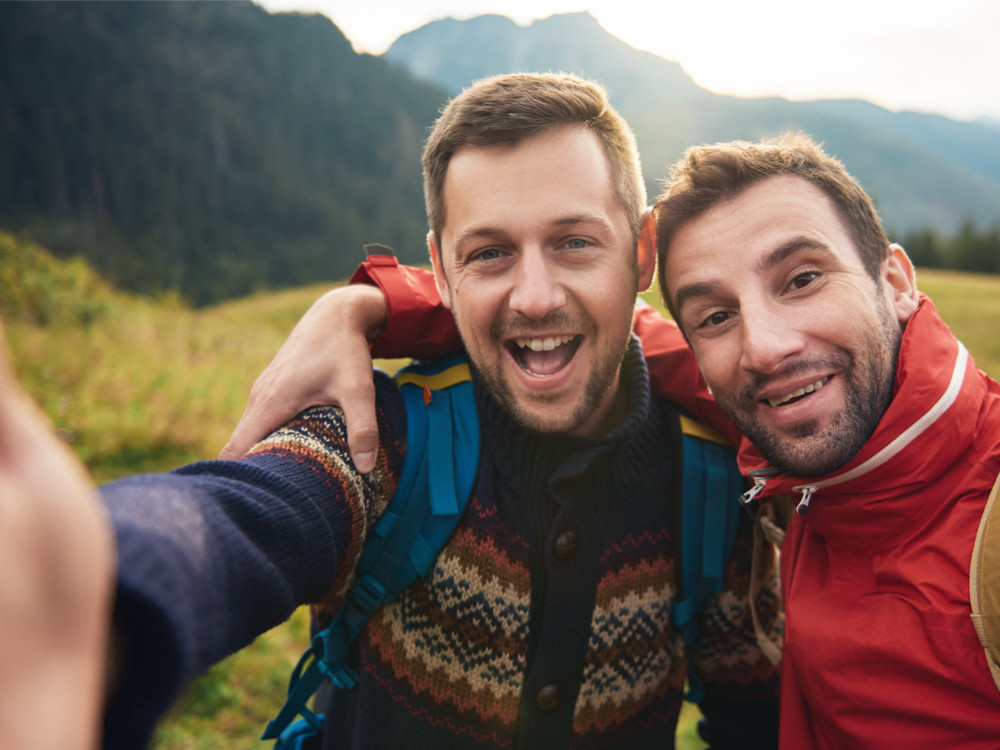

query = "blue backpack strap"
[363, 355, 479, 583]
[263, 354, 479, 741]
[670, 411, 744, 703]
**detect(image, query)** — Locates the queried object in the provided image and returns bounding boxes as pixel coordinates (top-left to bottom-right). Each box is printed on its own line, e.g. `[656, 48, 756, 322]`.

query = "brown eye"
[790, 271, 819, 290]
[704, 311, 733, 328]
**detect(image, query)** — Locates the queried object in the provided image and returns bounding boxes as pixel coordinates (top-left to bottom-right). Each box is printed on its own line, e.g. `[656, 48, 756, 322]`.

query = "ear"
[883, 243, 919, 324]
[636, 208, 656, 293]
[427, 231, 453, 310]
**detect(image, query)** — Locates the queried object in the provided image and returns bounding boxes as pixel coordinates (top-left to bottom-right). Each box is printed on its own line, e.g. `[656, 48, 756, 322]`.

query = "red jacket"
[356, 257, 1000, 748]
[740, 297, 1000, 748]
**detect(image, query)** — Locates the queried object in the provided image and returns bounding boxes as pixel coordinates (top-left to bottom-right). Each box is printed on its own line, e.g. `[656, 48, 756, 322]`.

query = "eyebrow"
[451, 214, 615, 250]
[758, 236, 834, 272]
[673, 280, 725, 314]
[672, 236, 834, 313]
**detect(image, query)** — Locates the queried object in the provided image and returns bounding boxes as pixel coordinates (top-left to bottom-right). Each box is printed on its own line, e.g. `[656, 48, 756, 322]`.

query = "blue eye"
[475, 248, 502, 261]
[566, 238, 589, 249]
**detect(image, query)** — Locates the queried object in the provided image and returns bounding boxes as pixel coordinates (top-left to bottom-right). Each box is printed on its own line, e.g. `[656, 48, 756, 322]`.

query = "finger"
[220, 388, 300, 460]
[339, 376, 379, 473]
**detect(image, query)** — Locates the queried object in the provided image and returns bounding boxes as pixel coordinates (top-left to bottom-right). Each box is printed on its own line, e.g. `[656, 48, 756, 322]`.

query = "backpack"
[670, 413, 747, 702]
[262, 354, 746, 745]
[970, 471, 1000, 694]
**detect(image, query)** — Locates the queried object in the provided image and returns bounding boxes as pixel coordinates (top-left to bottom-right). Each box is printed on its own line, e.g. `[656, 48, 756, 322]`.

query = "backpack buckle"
[350, 573, 387, 615]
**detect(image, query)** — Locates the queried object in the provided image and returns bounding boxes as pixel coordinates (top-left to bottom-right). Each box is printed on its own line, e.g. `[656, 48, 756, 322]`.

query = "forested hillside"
[3, 3, 999, 304]
[0, 1, 442, 303]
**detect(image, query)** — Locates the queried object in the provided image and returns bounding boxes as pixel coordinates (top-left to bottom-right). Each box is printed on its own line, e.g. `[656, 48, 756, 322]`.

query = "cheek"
[690, 342, 733, 394]
[451, 292, 500, 340]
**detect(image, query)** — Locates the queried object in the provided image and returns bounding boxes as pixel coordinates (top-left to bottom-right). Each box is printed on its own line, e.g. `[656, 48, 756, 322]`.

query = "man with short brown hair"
[652, 132, 1000, 748]
[0, 73, 782, 750]
[242, 131, 1000, 748]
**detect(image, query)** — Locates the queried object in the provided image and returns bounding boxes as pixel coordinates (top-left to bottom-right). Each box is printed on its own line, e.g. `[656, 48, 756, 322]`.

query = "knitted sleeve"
[101, 372, 406, 749]
[686, 512, 783, 749]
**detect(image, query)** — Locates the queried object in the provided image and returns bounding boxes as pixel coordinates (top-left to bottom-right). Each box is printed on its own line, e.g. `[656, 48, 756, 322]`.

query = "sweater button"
[554, 531, 578, 560]
[537, 683, 562, 711]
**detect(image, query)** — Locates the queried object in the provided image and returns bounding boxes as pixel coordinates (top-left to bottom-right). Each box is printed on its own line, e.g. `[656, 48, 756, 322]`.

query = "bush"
[0, 230, 117, 326]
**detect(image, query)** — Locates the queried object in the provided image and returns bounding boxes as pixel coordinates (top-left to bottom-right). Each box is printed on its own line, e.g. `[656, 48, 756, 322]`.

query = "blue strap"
[672, 416, 743, 703]
[263, 354, 479, 741]
[701, 443, 730, 580]
[262, 643, 328, 739]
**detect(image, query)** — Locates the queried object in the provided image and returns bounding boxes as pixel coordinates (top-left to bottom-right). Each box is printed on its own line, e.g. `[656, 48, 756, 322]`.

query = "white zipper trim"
[792, 341, 969, 497]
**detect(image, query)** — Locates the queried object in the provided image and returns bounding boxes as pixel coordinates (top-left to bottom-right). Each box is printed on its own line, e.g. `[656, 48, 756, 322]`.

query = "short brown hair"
[422, 73, 646, 243]
[653, 132, 890, 317]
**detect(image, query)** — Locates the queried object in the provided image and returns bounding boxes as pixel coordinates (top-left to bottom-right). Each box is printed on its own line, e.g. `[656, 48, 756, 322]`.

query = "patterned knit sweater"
[101, 339, 780, 749]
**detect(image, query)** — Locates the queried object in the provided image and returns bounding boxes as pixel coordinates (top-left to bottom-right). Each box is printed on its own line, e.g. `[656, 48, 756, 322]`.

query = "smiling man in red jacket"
[648, 133, 1000, 748]
[225, 131, 1000, 748]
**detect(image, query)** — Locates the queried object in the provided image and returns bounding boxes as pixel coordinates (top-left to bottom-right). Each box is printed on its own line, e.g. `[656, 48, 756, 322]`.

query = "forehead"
[664, 175, 858, 296]
[440, 127, 628, 246]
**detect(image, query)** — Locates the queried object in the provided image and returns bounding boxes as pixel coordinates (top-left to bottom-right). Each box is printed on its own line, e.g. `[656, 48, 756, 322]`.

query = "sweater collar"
[474, 334, 663, 504]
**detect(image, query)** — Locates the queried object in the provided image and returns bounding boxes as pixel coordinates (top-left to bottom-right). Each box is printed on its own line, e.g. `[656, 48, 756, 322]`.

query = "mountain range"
[1, 2, 997, 303]
[386, 12, 1000, 236]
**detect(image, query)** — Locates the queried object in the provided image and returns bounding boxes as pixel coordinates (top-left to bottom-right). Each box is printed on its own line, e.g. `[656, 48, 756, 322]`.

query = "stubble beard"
[467, 310, 631, 436]
[719, 301, 902, 478]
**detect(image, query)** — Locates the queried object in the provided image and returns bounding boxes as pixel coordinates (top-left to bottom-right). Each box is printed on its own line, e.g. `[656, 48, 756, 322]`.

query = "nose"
[508, 250, 566, 320]
[738, 303, 806, 374]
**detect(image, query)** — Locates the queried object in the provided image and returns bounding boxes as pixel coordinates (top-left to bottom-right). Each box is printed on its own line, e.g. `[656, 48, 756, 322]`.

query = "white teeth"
[767, 377, 830, 407]
[514, 334, 575, 352]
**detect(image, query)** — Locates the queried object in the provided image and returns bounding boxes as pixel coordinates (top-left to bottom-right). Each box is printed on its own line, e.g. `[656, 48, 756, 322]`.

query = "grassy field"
[5, 233, 1000, 749]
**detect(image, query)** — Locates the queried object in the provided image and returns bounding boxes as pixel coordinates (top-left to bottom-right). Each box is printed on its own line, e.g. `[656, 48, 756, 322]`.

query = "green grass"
[5, 231, 999, 749]
[911, 268, 1000, 376]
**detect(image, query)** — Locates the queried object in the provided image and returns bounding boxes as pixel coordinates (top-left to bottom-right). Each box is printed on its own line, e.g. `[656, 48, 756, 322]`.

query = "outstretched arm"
[0, 321, 114, 750]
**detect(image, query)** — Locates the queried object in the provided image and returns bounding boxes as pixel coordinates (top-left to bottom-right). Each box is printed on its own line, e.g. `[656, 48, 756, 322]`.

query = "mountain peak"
[387, 11, 701, 104]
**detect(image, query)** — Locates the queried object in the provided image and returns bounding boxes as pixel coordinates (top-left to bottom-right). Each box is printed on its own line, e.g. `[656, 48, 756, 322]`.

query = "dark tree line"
[902, 221, 1000, 274]
[0, 1, 443, 304]
[2, 2, 999, 305]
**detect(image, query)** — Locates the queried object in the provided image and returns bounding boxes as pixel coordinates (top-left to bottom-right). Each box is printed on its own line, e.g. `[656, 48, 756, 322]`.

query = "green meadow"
[4, 231, 999, 749]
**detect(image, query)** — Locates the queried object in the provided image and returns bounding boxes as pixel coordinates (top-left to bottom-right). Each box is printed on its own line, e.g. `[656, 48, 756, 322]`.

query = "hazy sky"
[257, 0, 1000, 123]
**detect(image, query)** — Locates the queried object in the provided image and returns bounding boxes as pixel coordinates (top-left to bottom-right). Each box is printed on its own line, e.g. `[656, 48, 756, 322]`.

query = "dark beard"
[722, 310, 901, 479]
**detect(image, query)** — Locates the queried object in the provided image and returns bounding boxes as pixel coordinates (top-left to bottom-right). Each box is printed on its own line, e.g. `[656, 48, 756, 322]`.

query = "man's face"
[664, 175, 918, 477]
[430, 126, 653, 438]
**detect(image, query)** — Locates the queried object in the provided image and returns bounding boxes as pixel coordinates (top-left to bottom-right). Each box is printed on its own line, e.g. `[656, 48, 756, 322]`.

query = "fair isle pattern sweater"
[102, 340, 780, 749]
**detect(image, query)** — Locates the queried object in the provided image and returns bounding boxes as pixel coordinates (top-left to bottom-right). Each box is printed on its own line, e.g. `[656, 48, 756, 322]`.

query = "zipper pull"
[741, 474, 770, 506]
[796, 485, 817, 515]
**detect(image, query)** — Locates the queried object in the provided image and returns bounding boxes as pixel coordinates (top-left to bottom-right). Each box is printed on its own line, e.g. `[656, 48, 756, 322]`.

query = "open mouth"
[766, 376, 830, 408]
[508, 334, 582, 376]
